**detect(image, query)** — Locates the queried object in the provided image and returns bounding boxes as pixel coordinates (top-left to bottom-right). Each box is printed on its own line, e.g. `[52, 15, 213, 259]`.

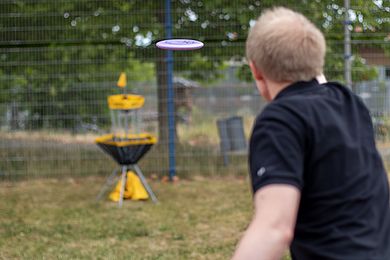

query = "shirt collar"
[274, 78, 320, 100]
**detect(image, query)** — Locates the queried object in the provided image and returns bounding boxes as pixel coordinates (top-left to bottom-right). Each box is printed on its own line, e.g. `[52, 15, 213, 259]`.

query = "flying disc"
[156, 39, 204, 51]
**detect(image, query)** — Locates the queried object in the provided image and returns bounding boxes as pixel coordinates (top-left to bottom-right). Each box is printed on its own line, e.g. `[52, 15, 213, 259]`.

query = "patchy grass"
[3, 123, 390, 181]
[0, 176, 292, 260]
[0, 129, 250, 180]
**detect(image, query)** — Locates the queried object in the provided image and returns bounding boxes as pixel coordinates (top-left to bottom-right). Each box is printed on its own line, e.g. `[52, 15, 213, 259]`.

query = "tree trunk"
[156, 50, 169, 147]
[155, 3, 176, 175]
[155, 1, 179, 149]
[10, 101, 19, 130]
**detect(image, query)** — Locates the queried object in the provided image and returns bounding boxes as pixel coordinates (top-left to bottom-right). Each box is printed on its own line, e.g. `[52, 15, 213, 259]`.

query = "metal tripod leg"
[96, 168, 120, 201]
[118, 165, 127, 208]
[132, 164, 158, 203]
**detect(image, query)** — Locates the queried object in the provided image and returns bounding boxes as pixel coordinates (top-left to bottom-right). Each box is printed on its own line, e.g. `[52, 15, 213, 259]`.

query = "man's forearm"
[232, 216, 292, 260]
[232, 185, 300, 260]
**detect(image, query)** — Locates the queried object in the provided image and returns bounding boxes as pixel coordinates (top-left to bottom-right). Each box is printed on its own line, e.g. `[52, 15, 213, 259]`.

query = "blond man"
[233, 7, 390, 260]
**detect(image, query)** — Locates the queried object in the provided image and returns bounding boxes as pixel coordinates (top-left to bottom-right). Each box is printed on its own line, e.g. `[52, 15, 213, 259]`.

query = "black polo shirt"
[249, 79, 390, 260]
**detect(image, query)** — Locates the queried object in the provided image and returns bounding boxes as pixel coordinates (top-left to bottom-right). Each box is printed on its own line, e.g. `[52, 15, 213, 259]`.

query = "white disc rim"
[156, 39, 204, 50]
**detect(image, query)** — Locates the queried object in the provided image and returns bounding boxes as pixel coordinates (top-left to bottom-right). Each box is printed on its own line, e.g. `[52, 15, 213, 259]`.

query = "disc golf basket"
[96, 91, 158, 206]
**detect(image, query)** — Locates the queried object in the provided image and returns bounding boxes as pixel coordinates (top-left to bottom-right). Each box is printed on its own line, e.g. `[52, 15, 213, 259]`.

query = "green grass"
[0, 176, 292, 260]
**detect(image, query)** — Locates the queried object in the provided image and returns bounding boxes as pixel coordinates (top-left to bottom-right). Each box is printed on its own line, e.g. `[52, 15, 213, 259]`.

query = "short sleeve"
[249, 103, 306, 193]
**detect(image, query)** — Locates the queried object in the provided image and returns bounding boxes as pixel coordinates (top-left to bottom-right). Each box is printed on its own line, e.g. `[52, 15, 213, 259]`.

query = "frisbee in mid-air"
[156, 39, 204, 51]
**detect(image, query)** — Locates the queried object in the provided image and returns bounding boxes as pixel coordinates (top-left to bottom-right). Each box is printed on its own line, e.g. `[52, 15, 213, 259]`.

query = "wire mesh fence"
[0, 0, 389, 180]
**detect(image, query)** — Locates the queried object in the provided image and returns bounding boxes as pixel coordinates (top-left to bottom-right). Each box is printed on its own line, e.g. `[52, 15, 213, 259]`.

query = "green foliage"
[180, 53, 226, 83]
[0, 1, 158, 129]
[236, 64, 253, 82]
[0, 0, 389, 129]
[352, 56, 379, 81]
[231, 0, 389, 83]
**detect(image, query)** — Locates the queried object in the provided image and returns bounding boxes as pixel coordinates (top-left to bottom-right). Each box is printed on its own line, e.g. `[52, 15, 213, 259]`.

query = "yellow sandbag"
[108, 171, 148, 201]
[109, 190, 121, 202]
[108, 176, 133, 202]
[127, 171, 149, 200]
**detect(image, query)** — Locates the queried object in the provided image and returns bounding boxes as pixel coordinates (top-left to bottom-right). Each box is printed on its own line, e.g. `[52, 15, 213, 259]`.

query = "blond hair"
[246, 7, 326, 82]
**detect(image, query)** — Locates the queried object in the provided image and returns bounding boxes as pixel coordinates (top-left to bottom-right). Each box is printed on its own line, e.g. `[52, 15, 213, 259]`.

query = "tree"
[0, 0, 157, 129]
[0, 0, 388, 132]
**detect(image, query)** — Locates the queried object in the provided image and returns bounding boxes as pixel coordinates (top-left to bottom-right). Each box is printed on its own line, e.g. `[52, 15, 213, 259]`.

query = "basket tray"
[96, 134, 156, 165]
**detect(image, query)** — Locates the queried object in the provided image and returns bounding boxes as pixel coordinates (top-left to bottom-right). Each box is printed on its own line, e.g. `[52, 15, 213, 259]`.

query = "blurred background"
[0, 0, 389, 180]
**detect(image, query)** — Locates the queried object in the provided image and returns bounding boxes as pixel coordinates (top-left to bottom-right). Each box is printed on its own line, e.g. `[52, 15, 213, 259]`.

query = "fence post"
[165, 0, 176, 181]
[344, 0, 352, 89]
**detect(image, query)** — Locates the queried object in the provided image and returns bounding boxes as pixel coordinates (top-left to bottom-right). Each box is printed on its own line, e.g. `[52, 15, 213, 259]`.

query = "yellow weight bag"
[109, 171, 149, 202]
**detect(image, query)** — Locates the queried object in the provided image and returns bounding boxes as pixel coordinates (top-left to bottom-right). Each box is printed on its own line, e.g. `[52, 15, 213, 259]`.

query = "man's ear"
[249, 61, 263, 81]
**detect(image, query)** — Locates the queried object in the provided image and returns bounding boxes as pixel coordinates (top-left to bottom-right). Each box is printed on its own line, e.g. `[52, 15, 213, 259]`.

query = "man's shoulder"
[260, 95, 310, 119]
[257, 80, 369, 130]
[254, 99, 307, 134]
[268, 81, 362, 112]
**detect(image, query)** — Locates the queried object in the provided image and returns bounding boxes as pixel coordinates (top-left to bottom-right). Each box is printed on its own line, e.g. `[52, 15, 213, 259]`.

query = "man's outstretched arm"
[232, 184, 301, 260]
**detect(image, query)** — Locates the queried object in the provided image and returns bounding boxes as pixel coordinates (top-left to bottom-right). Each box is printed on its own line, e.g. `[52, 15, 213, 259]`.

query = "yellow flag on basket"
[117, 72, 127, 88]
[109, 171, 149, 202]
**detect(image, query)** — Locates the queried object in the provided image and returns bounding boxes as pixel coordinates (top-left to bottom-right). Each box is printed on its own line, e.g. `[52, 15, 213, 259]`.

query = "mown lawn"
[0, 176, 293, 260]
